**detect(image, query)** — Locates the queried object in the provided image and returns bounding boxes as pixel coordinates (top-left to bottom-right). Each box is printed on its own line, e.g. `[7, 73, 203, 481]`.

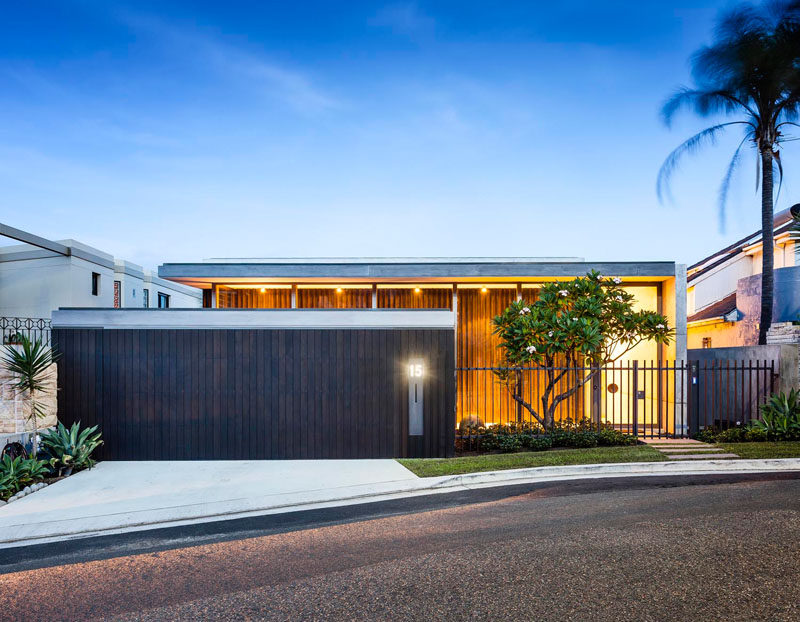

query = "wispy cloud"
[118, 11, 341, 115]
[369, 3, 435, 38]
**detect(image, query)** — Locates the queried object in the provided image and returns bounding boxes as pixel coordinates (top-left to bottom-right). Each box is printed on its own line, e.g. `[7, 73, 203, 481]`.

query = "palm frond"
[657, 122, 746, 203]
[717, 134, 750, 232]
[661, 88, 754, 127]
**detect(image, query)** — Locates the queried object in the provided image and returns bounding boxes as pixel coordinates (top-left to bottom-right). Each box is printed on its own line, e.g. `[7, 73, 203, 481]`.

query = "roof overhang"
[158, 260, 678, 290]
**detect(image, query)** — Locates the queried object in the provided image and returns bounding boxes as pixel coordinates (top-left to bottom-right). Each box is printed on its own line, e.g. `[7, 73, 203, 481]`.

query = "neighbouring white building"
[0, 223, 202, 323]
[687, 205, 800, 348]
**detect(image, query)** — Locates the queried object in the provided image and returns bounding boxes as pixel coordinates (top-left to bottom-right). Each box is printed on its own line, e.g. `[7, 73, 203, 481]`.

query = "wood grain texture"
[53, 328, 455, 460]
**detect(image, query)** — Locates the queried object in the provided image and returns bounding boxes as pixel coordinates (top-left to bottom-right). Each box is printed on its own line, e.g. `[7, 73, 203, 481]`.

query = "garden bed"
[399, 445, 666, 477]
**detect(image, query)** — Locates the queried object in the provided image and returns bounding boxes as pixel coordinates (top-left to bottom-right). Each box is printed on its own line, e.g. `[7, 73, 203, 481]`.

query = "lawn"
[398, 445, 666, 477]
[716, 442, 800, 459]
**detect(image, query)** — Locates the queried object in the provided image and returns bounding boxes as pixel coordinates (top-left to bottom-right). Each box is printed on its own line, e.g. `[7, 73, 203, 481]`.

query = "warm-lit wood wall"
[378, 288, 452, 309]
[217, 288, 291, 309]
[297, 288, 372, 309]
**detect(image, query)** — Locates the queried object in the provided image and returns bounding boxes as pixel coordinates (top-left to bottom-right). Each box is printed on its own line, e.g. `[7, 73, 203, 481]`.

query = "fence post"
[688, 361, 700, 437]
[632, 360, 639, 437]
[591, 365, 601, 427]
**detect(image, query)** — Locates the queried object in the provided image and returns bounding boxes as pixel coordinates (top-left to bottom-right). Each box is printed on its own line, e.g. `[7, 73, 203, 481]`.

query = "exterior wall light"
[336, 287, 343, 293]
[414, 288, 421, 294]
[260, 287, 266, 293]
[481, 287, 488, 293]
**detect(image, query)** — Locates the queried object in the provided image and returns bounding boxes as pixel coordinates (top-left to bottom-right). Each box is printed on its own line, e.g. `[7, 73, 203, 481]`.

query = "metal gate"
[456, 360, 777, 439]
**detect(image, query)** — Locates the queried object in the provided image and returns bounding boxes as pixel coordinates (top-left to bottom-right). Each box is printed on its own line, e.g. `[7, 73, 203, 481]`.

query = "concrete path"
[2, 457, 799, 548]
[642, 437, 740, 460]
[0, 460, 419, 547]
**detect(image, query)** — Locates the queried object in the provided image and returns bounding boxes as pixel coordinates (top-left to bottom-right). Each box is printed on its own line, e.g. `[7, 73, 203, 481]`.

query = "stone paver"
[642, 437, 741, 460]
[663, 453, 739, 460]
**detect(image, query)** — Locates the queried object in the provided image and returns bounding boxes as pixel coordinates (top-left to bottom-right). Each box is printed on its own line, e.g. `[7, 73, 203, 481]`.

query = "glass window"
[158, 293, 170, 309]
[91, 272, 100, 296]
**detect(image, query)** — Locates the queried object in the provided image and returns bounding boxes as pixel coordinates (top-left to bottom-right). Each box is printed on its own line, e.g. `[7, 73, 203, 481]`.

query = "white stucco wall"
[0, 239, 201, 318]
[0, 251, 115, 318]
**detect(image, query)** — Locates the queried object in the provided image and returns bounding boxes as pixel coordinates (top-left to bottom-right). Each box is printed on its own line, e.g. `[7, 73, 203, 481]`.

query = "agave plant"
[39, 422, 103, 476]
[752, 389, 800, 440]
[1, 336, 60, 458]
[0, 455, 49, 498]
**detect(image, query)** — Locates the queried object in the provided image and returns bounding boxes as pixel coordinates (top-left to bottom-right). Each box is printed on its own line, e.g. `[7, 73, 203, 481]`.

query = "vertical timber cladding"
[52, 326, 455, 460]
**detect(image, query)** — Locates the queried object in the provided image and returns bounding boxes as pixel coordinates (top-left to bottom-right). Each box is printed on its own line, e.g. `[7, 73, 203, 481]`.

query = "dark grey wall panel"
[52, 328, 455, 460]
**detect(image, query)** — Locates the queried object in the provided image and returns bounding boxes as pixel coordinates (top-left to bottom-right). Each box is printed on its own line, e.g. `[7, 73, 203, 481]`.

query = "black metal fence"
[1, 317, 51, 345]
[456, 359, 777, 443]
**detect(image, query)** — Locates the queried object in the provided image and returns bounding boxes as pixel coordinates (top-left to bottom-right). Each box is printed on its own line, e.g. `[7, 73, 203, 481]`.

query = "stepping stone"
[659, 447, 725, 453]
[663, 453, 739, 460]
[649, 443, 714, 448]
[641, 438, 704, 444]
[650, 445, 718, 451]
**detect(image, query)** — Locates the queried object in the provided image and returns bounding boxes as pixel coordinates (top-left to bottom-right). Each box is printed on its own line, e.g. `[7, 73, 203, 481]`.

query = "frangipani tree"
[491, 271, 672, 430]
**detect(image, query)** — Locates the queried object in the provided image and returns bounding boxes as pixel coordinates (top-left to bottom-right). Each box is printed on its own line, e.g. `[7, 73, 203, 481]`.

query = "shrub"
[596, 428, 636, 446]
[744, 427, 768, 442]
[496, 435, 523, 453]
[715, 427, 746, 443]
[752, 390, 800, 440]
[39, 421, 103, 476]
[521, 435, 553, 451]
[694, 428, 717, 443]
[0, 455, 48, 501]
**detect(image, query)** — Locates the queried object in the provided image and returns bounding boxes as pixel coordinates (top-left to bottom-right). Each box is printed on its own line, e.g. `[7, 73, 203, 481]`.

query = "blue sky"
[1, 1, 798, 269]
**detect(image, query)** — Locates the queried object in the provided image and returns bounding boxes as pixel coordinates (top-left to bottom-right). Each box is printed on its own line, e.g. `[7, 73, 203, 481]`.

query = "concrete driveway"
[0, 460, 419, 546]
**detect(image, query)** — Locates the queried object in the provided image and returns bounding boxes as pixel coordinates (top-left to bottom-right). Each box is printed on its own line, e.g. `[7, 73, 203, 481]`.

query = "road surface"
[1, 473, 799, 621]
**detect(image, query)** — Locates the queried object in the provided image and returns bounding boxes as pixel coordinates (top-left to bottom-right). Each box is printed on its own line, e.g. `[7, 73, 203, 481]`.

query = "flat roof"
[158, 259, 678, 289]
[52, 308, 456, 330]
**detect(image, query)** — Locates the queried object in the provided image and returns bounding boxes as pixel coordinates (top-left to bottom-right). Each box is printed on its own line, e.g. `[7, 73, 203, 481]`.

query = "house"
[43, 257, 689, 461]
[0, 223, 202, 328]
[157, 257, 688, 430]
[687, 205, 800, 348]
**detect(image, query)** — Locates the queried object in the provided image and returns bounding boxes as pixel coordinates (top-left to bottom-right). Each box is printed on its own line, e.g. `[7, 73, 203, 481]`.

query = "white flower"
[518, 306, 531, 316]
[572, 318, 578, 322]
[526, 345, 537, 353]
[615, 295, 623, 302]
[558, 290, 568, 297]
[548, 331, 553, 337]
[612, 277, 622, 284]
[656, 323, 665, 329]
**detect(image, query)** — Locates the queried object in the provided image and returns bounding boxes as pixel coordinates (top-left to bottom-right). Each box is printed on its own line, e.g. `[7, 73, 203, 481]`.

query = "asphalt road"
[1, 473, 799, 621]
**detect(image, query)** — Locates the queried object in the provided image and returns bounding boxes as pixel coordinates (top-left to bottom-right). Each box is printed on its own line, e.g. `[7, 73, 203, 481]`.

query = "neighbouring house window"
[702, 337, 712, 349]
[91, 272, 100, 296]
[113, 280, 121, 308]
[158, 292, 170, 308]
[143, 289, 149, 308]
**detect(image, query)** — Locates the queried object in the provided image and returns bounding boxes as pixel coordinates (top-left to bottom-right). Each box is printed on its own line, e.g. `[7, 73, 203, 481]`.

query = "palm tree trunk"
[758, 148, 775, 345]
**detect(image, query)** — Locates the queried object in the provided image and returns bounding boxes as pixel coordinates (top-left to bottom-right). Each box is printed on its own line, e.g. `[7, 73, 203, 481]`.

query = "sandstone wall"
[0, 357, 57, 436]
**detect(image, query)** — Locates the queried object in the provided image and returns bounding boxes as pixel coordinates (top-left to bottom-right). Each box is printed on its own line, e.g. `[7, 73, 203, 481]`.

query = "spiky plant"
[658, 0, 800, 344]
[1, 336, 60, 458]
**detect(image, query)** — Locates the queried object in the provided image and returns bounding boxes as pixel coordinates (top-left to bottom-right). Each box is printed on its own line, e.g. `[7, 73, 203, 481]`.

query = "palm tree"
[658, 0, 800, 344]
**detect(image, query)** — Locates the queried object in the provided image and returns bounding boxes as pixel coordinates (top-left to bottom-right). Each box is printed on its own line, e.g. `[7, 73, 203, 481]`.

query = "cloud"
[369, 3, 435, 38]
[118, 11, 341, 115]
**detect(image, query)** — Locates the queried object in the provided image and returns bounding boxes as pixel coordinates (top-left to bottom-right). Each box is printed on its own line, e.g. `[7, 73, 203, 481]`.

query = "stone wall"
[0, 357, 57, 436]
[766, 322, 800, 391]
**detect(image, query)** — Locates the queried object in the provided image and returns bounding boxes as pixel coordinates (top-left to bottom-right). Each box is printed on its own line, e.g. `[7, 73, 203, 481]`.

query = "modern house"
[155, 257, 688, 432]
[687, 205, 800, 348]
[0, 223, 202, 335]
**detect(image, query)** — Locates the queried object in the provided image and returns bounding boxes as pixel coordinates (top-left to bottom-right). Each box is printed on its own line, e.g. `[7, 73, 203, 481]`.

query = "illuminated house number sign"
[408, 359, 424, 436]
[408, 363, 424, 378]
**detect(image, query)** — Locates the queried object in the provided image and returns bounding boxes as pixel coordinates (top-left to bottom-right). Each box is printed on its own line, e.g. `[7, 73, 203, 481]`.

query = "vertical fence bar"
[632, 360, 639, 437]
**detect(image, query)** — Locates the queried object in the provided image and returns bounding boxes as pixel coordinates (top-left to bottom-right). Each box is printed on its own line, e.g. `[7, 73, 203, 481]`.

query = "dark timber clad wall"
[52, 328, 455, 460]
